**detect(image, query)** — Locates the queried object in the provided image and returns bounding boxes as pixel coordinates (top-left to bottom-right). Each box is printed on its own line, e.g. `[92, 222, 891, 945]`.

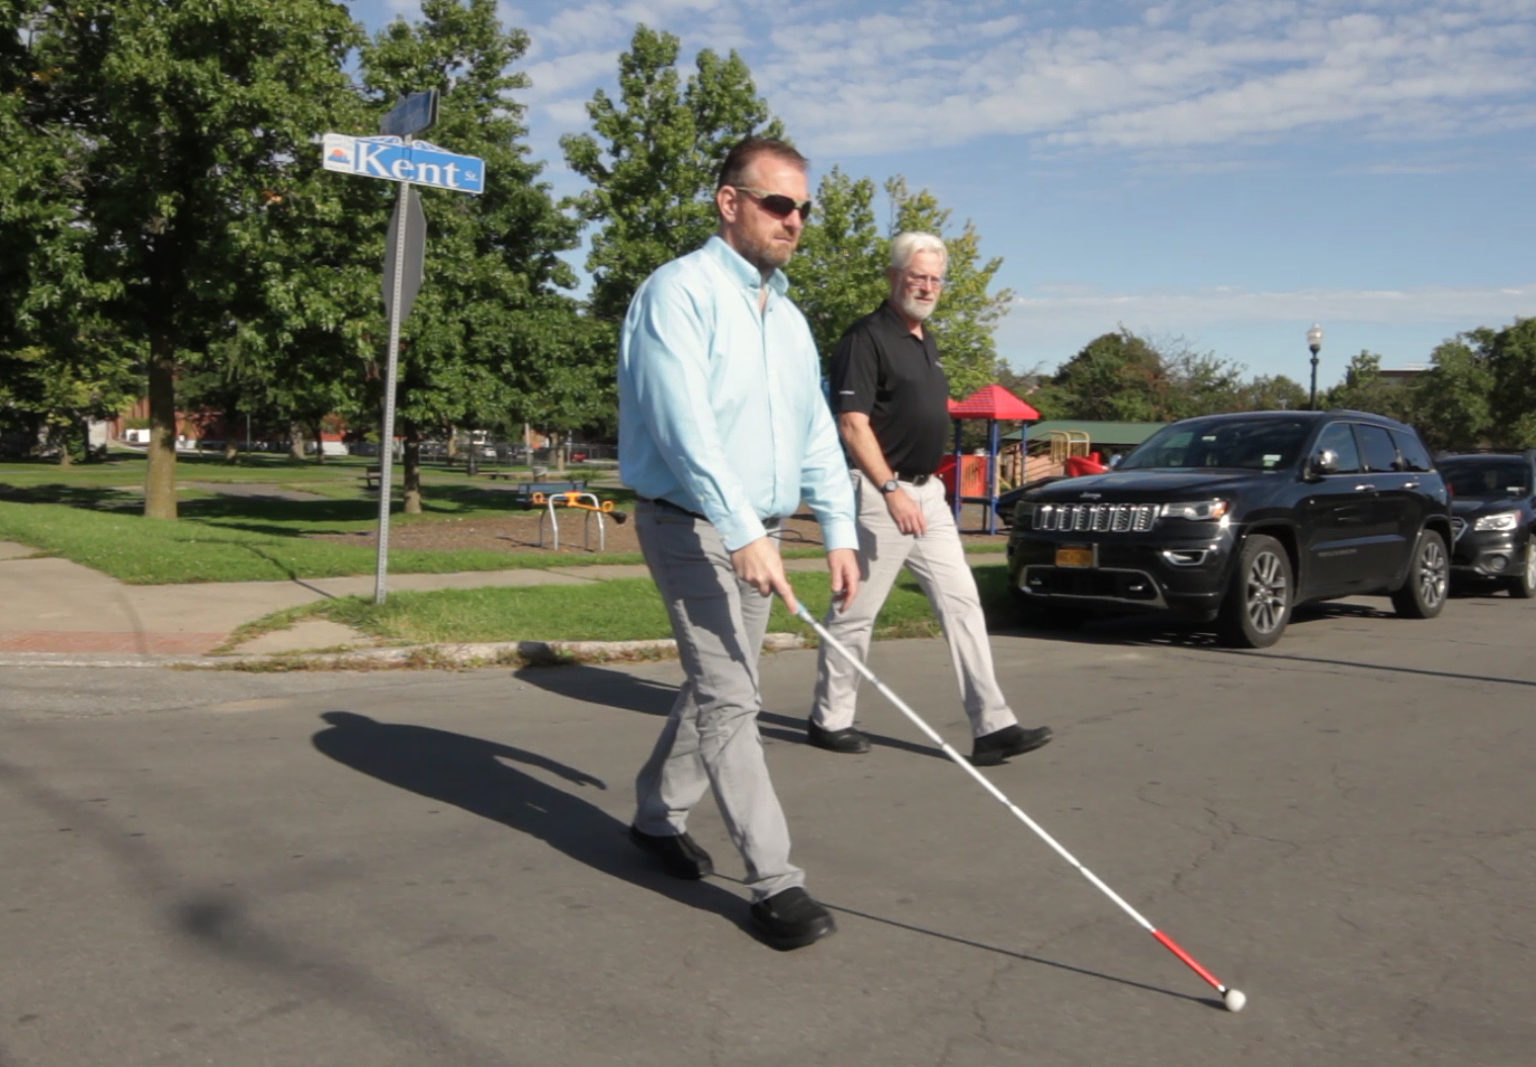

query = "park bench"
[363, 465, 382, 490]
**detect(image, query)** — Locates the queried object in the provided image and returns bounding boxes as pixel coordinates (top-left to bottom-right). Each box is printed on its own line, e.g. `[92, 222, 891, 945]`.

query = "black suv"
[1437, 451, 1536, 597]
[1006, 410, 1453, 647]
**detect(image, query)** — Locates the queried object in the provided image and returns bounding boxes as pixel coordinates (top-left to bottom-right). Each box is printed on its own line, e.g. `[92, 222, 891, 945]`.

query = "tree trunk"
[310, 418, 325, 465]
[55, 425, 73, 468]
[288, 420, 305, 461]
[223, 405, 240, 463]
[403, 426, 423, 514]
[144, 351, 178, 519]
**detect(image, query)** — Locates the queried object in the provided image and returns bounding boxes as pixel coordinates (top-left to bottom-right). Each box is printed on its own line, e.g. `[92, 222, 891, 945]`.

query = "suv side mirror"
[1307, 448, 1340, 480]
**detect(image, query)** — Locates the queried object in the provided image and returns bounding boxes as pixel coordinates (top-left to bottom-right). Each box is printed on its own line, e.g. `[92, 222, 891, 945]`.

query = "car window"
[1314, 422, 1362, 474]
[1356, 424, 1399, 472]
[1442, 461, 1532, 499]
[1119, 417, 1309, 470]
[1390, 429, 1434, 472]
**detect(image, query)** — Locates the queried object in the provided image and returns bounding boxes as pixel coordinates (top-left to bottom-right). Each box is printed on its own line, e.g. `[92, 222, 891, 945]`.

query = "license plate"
[1056, 545, 1094, 568]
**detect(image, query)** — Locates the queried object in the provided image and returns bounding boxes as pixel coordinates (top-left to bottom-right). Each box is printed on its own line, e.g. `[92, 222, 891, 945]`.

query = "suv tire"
[1218, 534, 1292, 648]
[1391, 529, 1449, 618]
[1507, 539, 1536, 599]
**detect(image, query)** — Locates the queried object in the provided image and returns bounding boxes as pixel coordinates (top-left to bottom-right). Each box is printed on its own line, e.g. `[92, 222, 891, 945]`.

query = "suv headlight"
[1161, 499, 1230, 522]
[1473, 511, 1519, 532]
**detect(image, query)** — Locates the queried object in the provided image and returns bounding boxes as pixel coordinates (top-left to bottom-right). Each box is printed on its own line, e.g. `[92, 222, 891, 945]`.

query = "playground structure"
[941, 385, 1041, 534]
[530, 489, 628, 552]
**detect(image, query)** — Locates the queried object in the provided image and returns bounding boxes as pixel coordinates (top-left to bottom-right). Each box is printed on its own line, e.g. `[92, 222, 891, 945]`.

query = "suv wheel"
[1507, 538, 1536, 599]
[1218, 534, 1292, 648]
[1391, 529, 1449, 618]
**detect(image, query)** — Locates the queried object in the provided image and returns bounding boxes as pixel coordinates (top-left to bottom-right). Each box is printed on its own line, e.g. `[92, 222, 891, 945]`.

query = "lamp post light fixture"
[1307, 323, 1324, 410]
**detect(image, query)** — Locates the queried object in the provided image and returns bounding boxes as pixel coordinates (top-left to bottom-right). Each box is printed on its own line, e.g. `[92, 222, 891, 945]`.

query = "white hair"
[889, 231, 948, 272]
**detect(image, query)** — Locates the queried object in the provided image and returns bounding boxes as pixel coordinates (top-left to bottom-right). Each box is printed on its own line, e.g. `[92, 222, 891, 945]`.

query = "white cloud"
[1011, 281, 1536, 329]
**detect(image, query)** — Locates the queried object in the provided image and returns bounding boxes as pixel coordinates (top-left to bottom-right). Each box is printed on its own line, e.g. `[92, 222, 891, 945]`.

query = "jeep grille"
[1033, 502, 1158, 533]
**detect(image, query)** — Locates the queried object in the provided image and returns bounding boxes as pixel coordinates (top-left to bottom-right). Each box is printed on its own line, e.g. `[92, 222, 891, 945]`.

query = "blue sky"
[354, 0, 1536, 389]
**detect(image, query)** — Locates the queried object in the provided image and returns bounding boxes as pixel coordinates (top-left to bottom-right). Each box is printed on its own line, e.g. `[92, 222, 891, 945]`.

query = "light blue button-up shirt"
[618, 235, 857, 554]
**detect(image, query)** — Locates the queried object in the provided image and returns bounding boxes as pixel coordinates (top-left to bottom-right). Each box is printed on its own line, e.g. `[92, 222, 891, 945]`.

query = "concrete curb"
[0, 632, 814, 671]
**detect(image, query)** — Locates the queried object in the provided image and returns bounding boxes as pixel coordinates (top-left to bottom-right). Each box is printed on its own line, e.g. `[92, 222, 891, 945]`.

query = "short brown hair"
[716, 136, 808, 191]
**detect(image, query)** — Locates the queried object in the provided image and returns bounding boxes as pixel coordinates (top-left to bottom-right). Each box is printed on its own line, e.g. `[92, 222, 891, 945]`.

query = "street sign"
[320, 100, 486, 605]
[381, 90, 438, 138]
[383, 186, 425, 321]
[321, 133, 485, 195]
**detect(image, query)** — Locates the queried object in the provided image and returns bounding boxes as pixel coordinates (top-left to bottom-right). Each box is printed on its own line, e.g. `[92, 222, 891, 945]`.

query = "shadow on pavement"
[310, 711, 752, 932]
[512, 662, 948, 761]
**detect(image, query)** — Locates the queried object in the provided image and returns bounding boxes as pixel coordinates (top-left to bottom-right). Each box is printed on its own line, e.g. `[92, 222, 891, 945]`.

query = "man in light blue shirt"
[619, 136, 859, 951]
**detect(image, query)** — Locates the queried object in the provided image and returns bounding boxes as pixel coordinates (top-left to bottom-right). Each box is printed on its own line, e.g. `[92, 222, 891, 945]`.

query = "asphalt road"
[2, 590, 1532, 1066]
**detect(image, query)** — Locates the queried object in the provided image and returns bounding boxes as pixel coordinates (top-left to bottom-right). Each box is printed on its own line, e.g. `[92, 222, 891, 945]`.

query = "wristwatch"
[880, 478, 901, 494]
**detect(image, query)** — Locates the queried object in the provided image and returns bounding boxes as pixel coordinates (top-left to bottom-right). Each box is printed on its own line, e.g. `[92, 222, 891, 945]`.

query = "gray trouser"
[632, 499, 802, 901]
[812, 470, 1017, 737]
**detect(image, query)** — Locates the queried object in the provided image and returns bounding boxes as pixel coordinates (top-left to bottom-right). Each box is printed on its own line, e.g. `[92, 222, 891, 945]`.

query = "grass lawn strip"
[285, 564, 1014, 646]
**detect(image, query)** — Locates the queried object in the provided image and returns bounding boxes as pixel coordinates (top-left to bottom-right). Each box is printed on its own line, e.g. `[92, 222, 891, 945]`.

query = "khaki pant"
[632, 499, 803, 901]
[812, 471, 1017, 738]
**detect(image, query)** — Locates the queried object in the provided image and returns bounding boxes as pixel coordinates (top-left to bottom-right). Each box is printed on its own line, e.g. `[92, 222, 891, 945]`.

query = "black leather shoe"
[806, 718, 871, 754]
[628, 826, 713, 879]
[750, 887, 836, 950]
[970, 724, 1053, 766]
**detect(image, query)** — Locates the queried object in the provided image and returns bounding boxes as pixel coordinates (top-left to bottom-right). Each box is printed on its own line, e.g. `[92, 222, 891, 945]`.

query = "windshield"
[1441, 461, 1531, 499]
[1118, 417, 1311, 472]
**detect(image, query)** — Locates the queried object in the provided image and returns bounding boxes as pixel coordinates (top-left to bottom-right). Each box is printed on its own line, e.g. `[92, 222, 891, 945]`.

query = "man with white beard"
[806, 232, 1054, 767]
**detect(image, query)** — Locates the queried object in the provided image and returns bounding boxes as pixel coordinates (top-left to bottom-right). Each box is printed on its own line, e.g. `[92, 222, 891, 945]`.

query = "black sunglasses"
[732, 186, 813, 222]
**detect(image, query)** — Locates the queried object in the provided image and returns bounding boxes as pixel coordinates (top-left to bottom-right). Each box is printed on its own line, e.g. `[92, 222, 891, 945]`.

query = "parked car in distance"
[1437, 451, 1536, 598]
[1006, 410, 1454, 647]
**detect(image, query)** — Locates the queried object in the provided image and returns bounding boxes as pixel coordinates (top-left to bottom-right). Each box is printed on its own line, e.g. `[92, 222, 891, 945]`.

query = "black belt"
[892, 471, 933, 486]
[643, 496, 708, 521]
[642, 497, 780, 529]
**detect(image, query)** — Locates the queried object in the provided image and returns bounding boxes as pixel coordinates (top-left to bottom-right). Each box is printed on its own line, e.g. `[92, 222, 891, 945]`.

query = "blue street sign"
[322, 133, 485, 195]
[381, 90, 438, 138]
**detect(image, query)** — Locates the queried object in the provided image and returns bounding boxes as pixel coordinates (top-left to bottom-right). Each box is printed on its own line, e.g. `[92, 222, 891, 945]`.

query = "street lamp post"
[1307, 323, 1324, 410]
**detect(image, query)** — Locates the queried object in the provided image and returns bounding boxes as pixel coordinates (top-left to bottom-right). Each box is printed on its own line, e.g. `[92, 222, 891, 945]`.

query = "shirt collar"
[706, 234, 789, 297]
[875, 299, 925, 339]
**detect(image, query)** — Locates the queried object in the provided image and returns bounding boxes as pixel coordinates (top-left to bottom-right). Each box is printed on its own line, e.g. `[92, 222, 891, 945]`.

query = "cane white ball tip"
[1223, 988, 1247, 1013]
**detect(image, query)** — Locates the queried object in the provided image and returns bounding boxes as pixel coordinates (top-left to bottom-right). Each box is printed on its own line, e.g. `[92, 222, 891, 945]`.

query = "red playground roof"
[946, 384, 1040, 420]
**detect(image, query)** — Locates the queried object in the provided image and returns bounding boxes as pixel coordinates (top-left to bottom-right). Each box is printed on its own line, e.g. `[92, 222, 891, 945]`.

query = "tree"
[1239, 374, 1309, 412]
[1408, 331, 1495, 451]
[1162, 342, 1249, 420]
[0, 1, 138, 463]
[361, 0, 587, 510]
[1486, 318, 1536, 447]
[1035, 329, 1169, 421]
[887, 178, 1012, 398]
[785, 167, 885, 363]
[22, 0, 363, 516]
[1324, 350, 1416, 423]
[561, 25, 781, 325]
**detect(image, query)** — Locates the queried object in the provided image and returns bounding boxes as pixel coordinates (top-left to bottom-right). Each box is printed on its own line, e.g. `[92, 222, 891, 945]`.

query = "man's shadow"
[311, 711, 750, 930]
[512, 664, 943, 759]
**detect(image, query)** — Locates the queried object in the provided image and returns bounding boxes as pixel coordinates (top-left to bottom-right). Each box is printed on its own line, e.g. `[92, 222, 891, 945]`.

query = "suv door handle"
[1403, 481, 1419, 489]
[1353, 484, 1373, 492]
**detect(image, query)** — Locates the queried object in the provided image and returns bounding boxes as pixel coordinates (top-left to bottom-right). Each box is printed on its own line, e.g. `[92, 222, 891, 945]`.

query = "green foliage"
[1034, 329, 1169, 420]
[361, 0, 589, 452]
[887, 178, 1012, 398]
[1323, 350, 1415, 423]
[787, 167, 886, 362]
[11, 0, 366, 507]
[561, 24, 780, 325]
[1486, 318, 1536, 447]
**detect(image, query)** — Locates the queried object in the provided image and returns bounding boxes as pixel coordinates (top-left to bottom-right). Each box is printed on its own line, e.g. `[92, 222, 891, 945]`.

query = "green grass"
[0, 498, 653, 583]
[0, 451, 643, 582]
[290, 564, 1016, 645]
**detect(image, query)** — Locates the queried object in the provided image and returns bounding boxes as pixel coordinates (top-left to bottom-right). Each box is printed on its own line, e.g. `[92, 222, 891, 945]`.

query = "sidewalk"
[0, 541, 826, 667]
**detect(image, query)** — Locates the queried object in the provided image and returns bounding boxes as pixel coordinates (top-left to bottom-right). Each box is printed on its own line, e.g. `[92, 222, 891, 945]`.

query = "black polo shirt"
[827, 301, 951, 475]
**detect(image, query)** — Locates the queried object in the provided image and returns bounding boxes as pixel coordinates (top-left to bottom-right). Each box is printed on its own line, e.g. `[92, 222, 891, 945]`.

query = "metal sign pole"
[374, 177, 411, 604]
